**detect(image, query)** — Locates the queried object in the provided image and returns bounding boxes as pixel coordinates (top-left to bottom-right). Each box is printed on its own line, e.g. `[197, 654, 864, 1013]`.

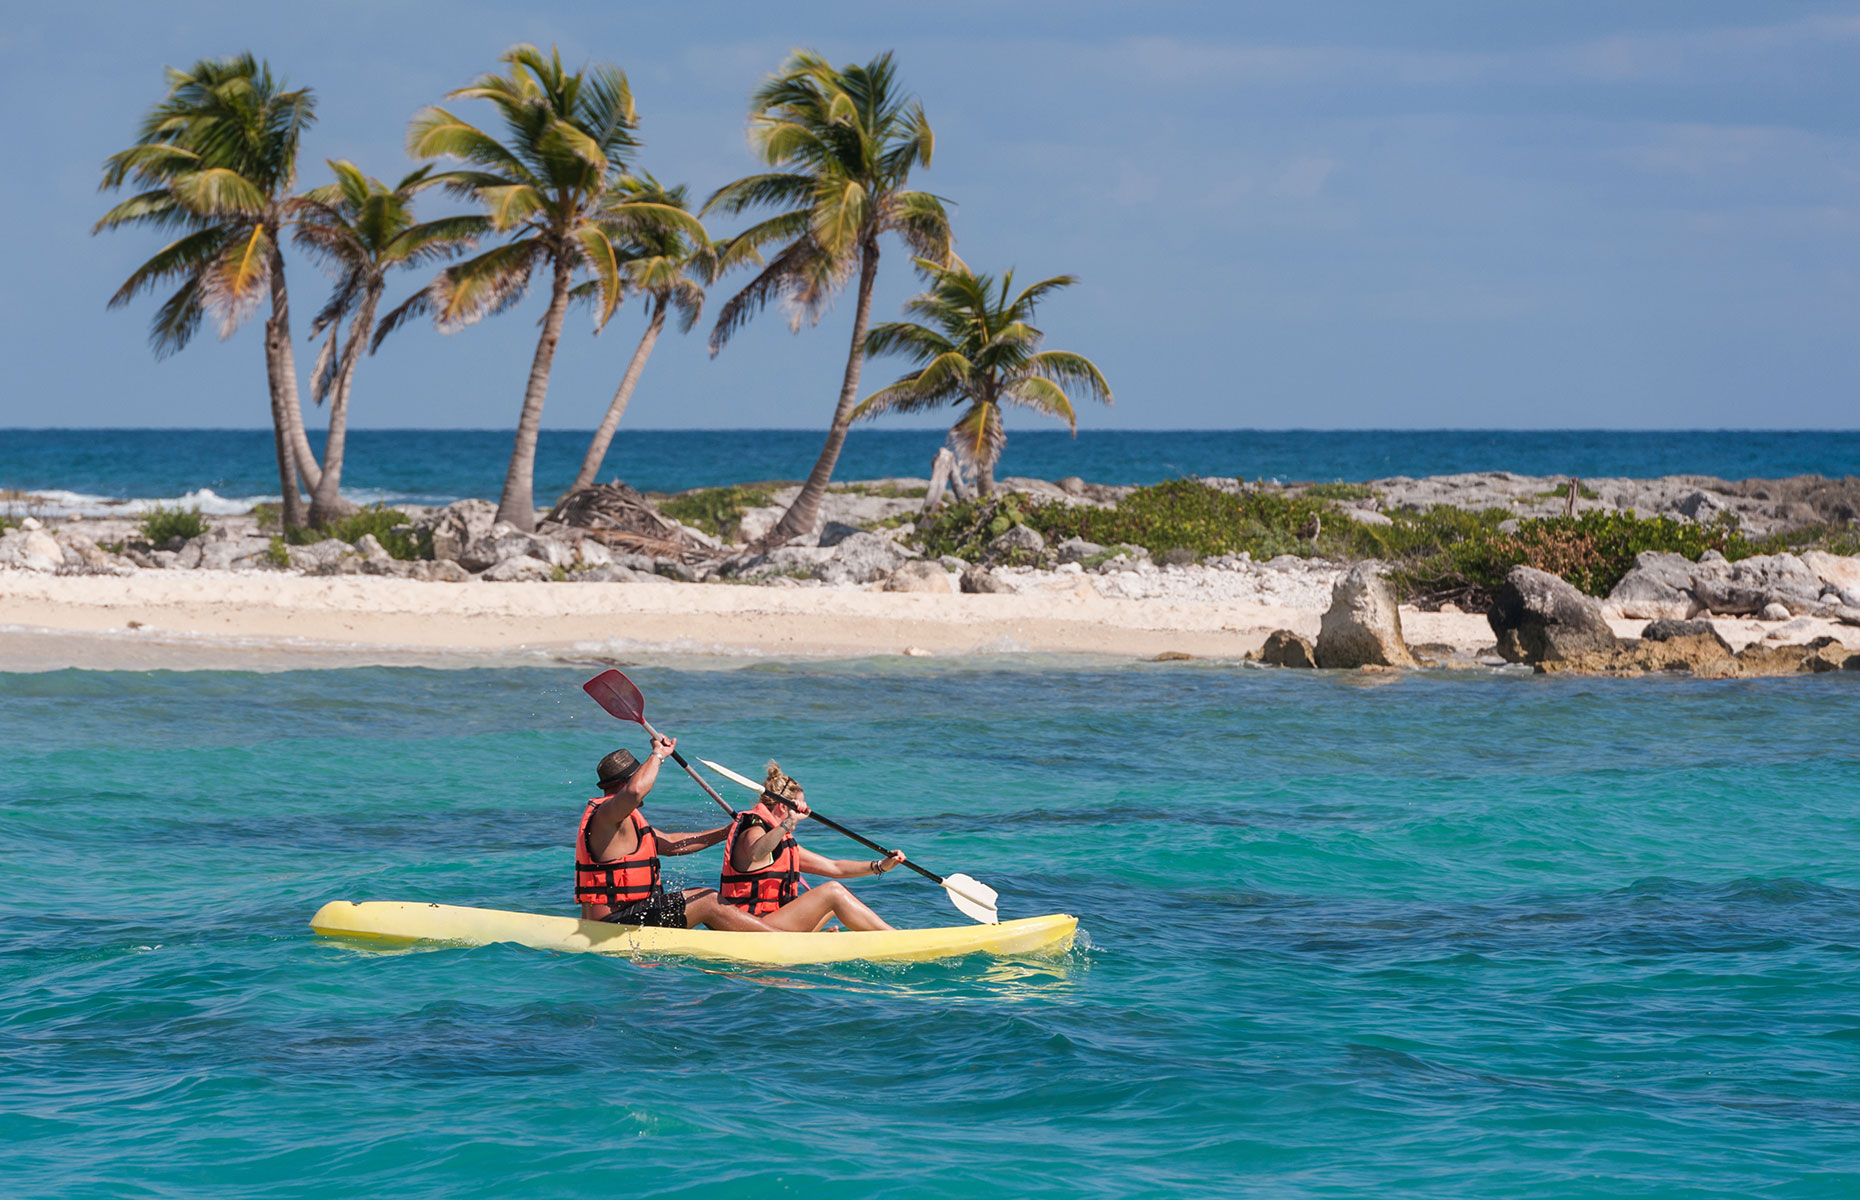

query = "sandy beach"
[6, 568, 1853, 672]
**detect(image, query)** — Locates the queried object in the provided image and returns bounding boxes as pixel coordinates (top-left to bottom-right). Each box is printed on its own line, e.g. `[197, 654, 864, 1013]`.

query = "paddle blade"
[698, 758, 764, 793]
[942, 874, 1000, 925]
[582, 670, 646, 725]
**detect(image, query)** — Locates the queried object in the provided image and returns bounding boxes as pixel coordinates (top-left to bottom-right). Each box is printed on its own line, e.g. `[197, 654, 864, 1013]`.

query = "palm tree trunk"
[266, 238, 323, 503]
[308, 286, 377, 526]
[765, 237, 880, 546]
[263, 308, 308, 530]
[495, 256, 574, 532]
[569, 294, 667, 496]
[977, 456, 997, 498]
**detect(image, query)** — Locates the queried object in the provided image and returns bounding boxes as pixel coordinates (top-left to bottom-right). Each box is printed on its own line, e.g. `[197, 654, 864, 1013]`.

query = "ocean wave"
[0, 487, 439, 518]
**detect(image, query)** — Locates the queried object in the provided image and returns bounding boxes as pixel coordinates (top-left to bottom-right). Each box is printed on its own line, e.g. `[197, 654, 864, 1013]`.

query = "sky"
[2, 1, 1857, 431]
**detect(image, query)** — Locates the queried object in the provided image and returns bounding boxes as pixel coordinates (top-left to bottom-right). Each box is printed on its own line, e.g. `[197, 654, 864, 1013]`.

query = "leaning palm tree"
[705, 50, 953, 546]
[96, 53, 323, 527]
[853, 261, 1112, 496]
[385, 44, 704, 532]
[566, 174, 715, 495]
[291, 161, 481, 525]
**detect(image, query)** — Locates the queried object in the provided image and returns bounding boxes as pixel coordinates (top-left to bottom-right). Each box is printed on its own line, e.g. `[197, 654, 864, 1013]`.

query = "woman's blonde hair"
[762, 760, 802, 803]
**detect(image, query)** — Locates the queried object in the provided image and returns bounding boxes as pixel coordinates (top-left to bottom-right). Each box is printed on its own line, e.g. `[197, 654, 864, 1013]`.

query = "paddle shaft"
[799, 809, 947, 887]
[638, 717, 736, 819]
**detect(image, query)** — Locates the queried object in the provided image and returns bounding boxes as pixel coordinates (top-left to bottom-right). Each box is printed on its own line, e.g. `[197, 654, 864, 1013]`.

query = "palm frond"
[431, 238, 544, 331]
[1001, 376, 1078, 431]
[106, 227, 229, 309]
[948, 401, 1005, 473]
[198, 223, 274, 337]
[371, 286, 435, 351]
[570, 221, 621, 328]
[1023, 350, 1113, 405]
[862, 320, 955, 363]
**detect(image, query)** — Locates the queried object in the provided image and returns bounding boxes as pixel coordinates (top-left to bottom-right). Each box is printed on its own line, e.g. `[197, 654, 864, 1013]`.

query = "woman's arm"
[655, 826, 731, 855]
[732, 812, 801, 871]
[796, 844, 905, 879]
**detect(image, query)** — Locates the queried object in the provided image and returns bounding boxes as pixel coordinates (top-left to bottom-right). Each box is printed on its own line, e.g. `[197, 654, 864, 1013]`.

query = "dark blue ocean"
[2, 429, 1856, 511]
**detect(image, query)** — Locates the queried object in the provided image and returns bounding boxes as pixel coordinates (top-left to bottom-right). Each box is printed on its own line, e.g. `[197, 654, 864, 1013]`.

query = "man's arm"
[795, 844, 905, 879]
[656, 825, 732, 855]
[588, 736, 675, 838]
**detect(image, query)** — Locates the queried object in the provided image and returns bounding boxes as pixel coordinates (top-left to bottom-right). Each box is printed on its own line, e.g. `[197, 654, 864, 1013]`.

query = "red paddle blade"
[582, 670, 646, 724]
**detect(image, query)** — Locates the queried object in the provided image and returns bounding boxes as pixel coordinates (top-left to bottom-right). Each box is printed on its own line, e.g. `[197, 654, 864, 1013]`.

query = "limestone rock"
[1642, 618, 1732, 654]
[1607, 551, 1704, 620]
[1489, 565, 1619, 664]
[1315, 565, 1416, 668]
[815, 531, 908, 586]
[1758, 601, 1792, 622]
[576, 538, 614, 567]
[193, 527, 275, 571]
[1054, 536, 1105, 565]
[1691, 553, 1825, 617]
[1159, 547, 1198, 568]
[481, 555, 556, 582]
[655, 559, 698, 582]
[960, 564, 1012, 594]
[473, 522, 575, 571]
[1801, 550, 1860, 607]
[937, 555, 969, 572]
[1255, 629, 1318, 668]
[428, 499, 497, 565]
[286, 538, 354, 574]
[6, 529, 65, 572]
[573, 563, 667, 583]
[425, 559, 473, 583]
[989, 525, 1046, 557]
[818, 521, 864, 548]
[884, 561, 953, 594]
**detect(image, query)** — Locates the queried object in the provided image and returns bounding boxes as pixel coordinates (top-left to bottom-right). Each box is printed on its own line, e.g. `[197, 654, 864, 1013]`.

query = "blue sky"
[3, 1, 1856, 430]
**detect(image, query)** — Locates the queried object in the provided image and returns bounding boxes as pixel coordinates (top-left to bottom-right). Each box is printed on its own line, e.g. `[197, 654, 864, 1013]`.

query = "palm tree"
[386, 44, 704, 532]
[291, 161, 481, 525]
[567, 174, 715, 495]
[705, 50, 953, 546]
[96, 53, 324, 528]
[853, 261, 1111, 496]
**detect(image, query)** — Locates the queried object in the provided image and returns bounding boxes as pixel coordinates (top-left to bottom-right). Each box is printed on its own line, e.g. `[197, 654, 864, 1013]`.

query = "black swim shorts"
[599, 889, 688, 929]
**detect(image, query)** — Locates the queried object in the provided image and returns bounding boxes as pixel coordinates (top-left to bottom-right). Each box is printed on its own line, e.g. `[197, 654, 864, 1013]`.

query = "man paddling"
[577, 737, 774, 932]
[718, 761, 906, 931]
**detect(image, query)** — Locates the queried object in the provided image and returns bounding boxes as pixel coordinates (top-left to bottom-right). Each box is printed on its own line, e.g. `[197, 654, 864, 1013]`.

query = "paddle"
[698, 757, 1001, 925]
[581, 669, 736, 819]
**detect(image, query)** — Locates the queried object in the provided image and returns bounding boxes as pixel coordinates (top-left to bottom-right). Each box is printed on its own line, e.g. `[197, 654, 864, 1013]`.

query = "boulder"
[425, 559, 473, 583]
[0, 528, 64, 572]
[1054, 537, 1106, 565]
[1159, 547, 1198, 568]
[1758, 602, 1792, 622]
[1606, 551, 1704, 620]
[1674, 490, 1731, 523]
[1315, 566, 1417, 668]
[286, 538, 354, 574]
[54, 532, 129, 574]
[655, 560, 698, 582]
[818, 521, 864, 548]
[576, 538, 614, 567]
[989, 524, 1046, 558]
[1692, 553, 1826, 616]
[1488, 565, 1619, 664]
[481, 555, 556, 582]
[883, 561, 953, 594]
[1642, 618, 1732, 654]
[194, 527, 274, 571]
[428, 499, 497, 565]
[937, 555, 969, 572]
[960, 564, 1013, 594]
[1800, 550, 1860, 607]
[815, 531, 908, 586]
[1255, 629, 1317, 668]
[473, 522, 575, 571]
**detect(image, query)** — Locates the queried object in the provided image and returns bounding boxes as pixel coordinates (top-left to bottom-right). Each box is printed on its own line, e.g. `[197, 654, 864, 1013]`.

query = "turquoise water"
[4, 662, 1859, 1197]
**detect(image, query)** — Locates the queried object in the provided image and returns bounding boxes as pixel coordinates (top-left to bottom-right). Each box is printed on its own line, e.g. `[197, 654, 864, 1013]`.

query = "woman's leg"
[758, 881, 893, 932]
[681, 888, 775, 932]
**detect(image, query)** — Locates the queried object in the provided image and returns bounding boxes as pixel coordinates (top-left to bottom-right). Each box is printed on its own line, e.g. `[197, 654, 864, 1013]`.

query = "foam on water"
[2, 663, 1858, 1197]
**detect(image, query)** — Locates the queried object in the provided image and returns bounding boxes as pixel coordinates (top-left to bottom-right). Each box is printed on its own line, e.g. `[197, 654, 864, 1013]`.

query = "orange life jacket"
[719, 801, 802, 915]
[575, 802, 662, 908]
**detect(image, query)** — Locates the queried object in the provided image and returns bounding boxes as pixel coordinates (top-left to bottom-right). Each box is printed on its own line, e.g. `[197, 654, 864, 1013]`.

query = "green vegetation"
[1303, 482, 1376, 502]
[284, 505, 428, 560]
[832, 481, 929, 499]
[140, 505, 209, 544]
[1533, 483, 1602, 501]
[916, 478, 1856, 606]
[249, 502, 282, 531]
[659, 484, 777, 540]
[0, 515, 17, 534]
[265, 537, 292, 568]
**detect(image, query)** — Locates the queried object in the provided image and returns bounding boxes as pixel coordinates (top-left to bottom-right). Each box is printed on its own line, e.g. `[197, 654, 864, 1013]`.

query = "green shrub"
[286, 505, 429, 560]
[265, 537, 292, 568]
[140, 505, 208, 543]
[0, 514, 17, 534]
[659, 484, 778, 540]
[248, 501, 282, 531]
[1746, 522, 1860, 558]
[1304, 481, 1376, 502]
[917, 479, 1339, 562]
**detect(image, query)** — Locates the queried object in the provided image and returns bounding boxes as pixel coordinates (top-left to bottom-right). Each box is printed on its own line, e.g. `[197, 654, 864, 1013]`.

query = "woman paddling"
[719, 762, 906, 931]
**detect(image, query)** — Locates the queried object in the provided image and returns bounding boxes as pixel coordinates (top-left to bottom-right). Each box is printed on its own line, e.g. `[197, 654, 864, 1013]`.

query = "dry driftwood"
[544, 483, 708, 562]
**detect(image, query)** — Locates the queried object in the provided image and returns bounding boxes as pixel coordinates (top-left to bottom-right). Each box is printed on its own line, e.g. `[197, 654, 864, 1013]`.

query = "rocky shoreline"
[4, 470, 1857, 675]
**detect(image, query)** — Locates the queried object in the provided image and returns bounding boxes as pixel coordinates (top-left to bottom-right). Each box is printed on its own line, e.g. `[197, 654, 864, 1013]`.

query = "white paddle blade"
[942, 874, 1000, 924]
[698, 758, 764, 793]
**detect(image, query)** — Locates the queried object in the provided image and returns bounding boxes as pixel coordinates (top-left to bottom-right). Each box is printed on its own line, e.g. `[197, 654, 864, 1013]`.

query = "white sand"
[3, 570, 1851, 672]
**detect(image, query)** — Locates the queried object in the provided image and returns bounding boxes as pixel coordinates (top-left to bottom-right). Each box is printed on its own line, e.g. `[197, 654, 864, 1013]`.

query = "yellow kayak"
[309, 900, 1077, 966]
